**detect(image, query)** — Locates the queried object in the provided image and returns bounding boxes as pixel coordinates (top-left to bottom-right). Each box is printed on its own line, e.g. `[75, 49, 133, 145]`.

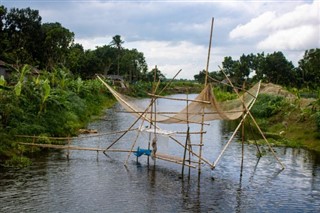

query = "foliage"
[2, 7, 42, 65]
[0, 66, 115, 165]
[251, 94, 286, 118]
[41, 22, 74, 69]
[296, 48, 320, 90]
[194, 70, 224, 84]
[212, 86, 237, 101]
[213, 51, 299, 89]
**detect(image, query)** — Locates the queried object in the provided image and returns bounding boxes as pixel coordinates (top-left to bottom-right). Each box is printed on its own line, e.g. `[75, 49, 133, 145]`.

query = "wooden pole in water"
[240, 83, 245, 177]
[67, 136, 70, 161]
[181, 126, 190, 177]
[220, 69, 285, 169]
[198, 17, 215, 176]
[125, 118, 147, 166]
[181, 94, 190, 178]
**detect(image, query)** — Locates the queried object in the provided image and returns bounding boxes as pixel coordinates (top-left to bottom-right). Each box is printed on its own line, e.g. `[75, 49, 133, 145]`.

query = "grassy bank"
[249, 90, 320, 152]
[0, 66, 116, 167]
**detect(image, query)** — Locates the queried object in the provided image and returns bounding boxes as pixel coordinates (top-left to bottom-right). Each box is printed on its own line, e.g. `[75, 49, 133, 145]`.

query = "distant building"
[106, 75, 126, 88]
[0, 60, 40, 81]
[0, 60, 12, 80]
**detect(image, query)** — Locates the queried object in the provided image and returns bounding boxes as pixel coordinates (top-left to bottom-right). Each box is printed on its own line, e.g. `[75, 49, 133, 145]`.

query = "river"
[1, 95, 320, 212]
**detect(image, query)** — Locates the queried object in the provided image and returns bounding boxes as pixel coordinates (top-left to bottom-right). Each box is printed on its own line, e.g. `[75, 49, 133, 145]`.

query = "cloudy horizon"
[1, 0, 319, 79]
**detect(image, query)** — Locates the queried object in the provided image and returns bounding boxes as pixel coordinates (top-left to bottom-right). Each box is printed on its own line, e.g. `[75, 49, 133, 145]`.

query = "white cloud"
[126, 40, 208, 79]
[258, 25, 319, 51]
[230, 11, 276, 39]
[229, 0, 320, 51]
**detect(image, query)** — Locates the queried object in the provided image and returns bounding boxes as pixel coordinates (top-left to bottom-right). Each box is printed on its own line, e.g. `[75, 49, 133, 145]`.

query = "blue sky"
[1, 0, 319, 79]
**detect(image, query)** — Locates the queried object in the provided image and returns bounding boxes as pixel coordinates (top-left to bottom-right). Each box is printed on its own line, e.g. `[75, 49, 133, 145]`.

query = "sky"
[1, 0, 319, 79]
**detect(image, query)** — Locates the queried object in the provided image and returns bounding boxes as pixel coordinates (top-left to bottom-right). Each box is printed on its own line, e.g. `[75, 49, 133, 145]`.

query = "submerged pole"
[240, 82, 245, 177]
[181, 127, 190, 177]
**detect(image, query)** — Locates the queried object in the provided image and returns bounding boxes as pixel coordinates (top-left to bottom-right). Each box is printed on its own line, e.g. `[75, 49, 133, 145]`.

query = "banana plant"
[39, 79, 51, 114]
[13, 64, 31, 96]
[0, 75, 10, 91]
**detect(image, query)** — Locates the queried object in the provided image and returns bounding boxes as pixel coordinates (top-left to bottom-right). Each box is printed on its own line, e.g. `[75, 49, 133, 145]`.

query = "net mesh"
[99, 77, 260, 124]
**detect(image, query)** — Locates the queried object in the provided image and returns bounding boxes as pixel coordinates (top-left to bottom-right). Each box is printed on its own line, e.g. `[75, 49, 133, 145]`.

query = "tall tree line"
[194, 49, 320, 90]
[0, 6, 149, 81]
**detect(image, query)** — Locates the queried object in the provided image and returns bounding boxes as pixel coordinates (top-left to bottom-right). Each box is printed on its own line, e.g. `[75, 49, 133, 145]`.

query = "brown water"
[1, 95, 320, 212]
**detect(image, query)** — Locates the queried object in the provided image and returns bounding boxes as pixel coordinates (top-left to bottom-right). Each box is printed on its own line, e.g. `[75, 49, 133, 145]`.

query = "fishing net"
[98, 76, 260, 124]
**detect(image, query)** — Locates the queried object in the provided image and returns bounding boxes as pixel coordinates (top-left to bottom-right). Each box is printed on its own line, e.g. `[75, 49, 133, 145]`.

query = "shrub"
[251, 94, 285, 118]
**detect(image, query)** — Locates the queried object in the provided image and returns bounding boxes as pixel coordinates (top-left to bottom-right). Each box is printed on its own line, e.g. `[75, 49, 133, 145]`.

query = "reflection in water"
[1, 95, 320, 212]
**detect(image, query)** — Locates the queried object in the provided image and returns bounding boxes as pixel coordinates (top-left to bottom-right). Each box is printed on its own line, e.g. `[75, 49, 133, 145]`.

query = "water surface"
[1, 95, 319, 212]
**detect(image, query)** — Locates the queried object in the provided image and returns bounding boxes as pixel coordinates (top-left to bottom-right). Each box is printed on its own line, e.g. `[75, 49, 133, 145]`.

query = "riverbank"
[249, 83, 320, 153]
[1, 79, 319, 167]
[0, 68, 117, 167]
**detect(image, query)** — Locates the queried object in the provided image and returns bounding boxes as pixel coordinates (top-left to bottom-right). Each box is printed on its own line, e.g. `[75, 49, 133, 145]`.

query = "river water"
[1, 95, 320, 212]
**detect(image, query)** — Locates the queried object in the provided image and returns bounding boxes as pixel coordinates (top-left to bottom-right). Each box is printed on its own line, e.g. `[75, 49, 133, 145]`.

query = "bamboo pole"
[67, 136, 70, 160]
[169, 136, 215, 169]
[147, 94, 211, 104]
[98, 70, 216, 170]
[240, 94, 245, 177]
[205, 17, 214, 86]
[97, 70, 182, 153]
[220, 69, 285, 169]
[18, 142, 138, 153]
[17, 129, 139, 140]
[181, 127, 189, 177]
[117, 110, 245, 115]
[198, 107, 205, 175]
[124, 118, 146, 166]
[248, 113, 285, 169]
[181, 94, 190, 177]
[248, 119, 262, 156]
[155, 154, 196, 168]
[213, 105, 253, 167]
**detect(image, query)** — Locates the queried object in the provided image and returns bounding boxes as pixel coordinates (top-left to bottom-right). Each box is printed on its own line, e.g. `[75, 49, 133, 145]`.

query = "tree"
[221, 55, 251, 86]
[94, 45, 117, 76]
[66, 43, 85, 75]
[41, 22, 74, 69]
[194, 70, 206, 84]
[146, 67, 165, 82]
[251, 52, 265, 81]
[110, 35, 124, 75]
[261, 51, 295, 86]
[121, 48, 148, 82]
[4, 7, 42, 65]
[80, 50, 101, 78]
[0, 6, 8, 60]
[297, 48, 320, 89]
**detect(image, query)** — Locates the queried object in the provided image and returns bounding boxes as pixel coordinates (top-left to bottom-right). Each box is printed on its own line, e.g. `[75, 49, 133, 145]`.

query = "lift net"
[99, 78, 260, 124]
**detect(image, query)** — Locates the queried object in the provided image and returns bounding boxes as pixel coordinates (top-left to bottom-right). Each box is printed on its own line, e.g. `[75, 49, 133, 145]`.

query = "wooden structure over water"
[18, 18, 284, 178]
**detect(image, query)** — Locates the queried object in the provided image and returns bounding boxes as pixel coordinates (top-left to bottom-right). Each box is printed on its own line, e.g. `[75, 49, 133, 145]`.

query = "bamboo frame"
[17, 17, 284, 179]
[218, 69, 285, 169]
[147, 93, 211, 104]
[18, 142, 136, 153]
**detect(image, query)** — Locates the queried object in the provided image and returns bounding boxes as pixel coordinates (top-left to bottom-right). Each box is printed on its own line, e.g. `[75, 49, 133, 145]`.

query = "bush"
[251, 94, 285, 118]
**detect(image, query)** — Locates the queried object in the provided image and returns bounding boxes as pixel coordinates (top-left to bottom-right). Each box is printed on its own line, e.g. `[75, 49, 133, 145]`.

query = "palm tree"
[110, 35, 124, 75]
